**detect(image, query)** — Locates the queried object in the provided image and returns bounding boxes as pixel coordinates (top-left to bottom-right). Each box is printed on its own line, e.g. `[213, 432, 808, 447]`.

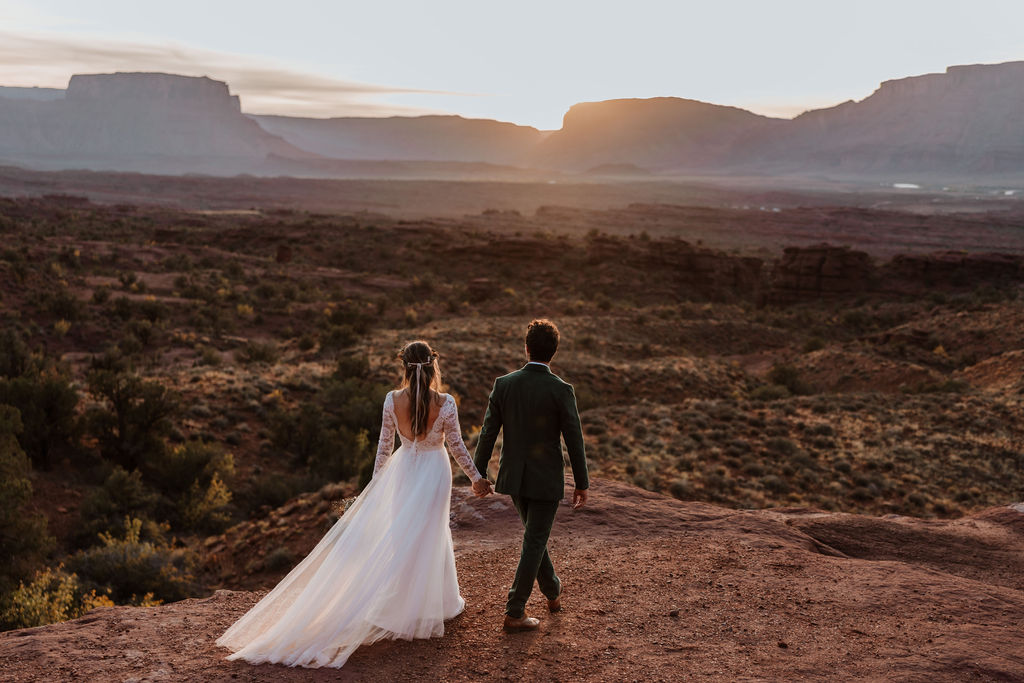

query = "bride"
[216, 340, 493, 668]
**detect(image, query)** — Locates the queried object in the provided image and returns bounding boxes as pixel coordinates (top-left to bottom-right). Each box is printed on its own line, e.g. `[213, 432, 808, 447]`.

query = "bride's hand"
[471, 478, 493, 497]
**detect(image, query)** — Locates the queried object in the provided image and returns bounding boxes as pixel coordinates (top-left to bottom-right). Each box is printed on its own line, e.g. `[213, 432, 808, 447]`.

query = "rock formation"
[768, 245, 873, 304]
[0, 73, 309, 173]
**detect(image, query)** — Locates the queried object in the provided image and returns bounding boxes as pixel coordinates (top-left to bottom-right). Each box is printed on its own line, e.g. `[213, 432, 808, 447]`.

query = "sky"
[1, 0, 1022, 129]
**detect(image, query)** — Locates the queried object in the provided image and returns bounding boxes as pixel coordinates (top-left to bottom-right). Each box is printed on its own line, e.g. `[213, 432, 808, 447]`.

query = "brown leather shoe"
[547, 593, 562, 613]
[503, 614, 540, 632]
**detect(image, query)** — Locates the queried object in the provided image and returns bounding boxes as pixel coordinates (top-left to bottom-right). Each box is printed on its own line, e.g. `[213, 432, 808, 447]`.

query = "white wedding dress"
[216, 391, 483, 668]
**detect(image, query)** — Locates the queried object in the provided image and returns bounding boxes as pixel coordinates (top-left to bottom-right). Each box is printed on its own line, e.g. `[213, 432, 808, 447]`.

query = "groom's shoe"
[547, 589, 562, 613]
[503, 614, 540, 632]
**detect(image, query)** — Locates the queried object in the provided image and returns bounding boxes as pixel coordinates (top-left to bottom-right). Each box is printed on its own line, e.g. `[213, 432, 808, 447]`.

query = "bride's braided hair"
[397, 340, 442, 437]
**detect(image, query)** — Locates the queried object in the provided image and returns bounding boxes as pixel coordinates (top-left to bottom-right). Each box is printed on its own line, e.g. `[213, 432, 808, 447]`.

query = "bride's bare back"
[391, 388, 444, 439]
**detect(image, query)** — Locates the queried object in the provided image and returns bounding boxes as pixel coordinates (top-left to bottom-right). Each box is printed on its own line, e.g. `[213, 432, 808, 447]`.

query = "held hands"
[572, 488, 588, 510]
[472, 478, 493, 498]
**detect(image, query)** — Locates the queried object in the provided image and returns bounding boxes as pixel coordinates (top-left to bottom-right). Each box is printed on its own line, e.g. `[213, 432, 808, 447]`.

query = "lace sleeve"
[442, 396, 483, 483]
[373, 392, 397, 477]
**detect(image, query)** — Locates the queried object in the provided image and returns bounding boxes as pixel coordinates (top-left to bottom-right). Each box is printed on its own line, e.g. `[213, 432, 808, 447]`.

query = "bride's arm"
[372, 392, 397, 477]
[442, 398, 483, 483]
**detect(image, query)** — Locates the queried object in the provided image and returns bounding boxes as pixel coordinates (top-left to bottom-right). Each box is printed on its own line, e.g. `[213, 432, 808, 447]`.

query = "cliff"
[0, 73, 310, 173]
[1, 477, 1022, 681]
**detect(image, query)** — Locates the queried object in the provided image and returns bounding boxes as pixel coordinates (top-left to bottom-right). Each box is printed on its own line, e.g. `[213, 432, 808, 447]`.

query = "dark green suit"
[474, 362, 588, 617]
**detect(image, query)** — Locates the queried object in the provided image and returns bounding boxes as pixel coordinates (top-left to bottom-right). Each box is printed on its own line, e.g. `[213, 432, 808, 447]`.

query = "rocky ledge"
[1, 478, 1022, 681]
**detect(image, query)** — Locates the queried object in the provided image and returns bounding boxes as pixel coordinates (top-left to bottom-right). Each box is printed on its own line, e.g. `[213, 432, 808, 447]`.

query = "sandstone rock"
[768, 244, 872, 304]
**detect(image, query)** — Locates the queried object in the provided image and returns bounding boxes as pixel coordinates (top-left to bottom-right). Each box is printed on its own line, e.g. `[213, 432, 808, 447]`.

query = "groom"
[473, 318, 589, 632]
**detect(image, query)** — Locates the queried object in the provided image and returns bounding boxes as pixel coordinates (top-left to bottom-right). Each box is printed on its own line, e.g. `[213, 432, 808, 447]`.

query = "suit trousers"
[506, 495, 561, 618]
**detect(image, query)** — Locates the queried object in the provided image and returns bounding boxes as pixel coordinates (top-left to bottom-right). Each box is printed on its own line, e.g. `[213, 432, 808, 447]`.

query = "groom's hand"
[472, 478, 493, 498]
[572, 488, 588, 510]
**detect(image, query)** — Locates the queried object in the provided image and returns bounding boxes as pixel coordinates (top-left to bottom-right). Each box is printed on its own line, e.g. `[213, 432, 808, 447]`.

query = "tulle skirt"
[216, 444, 465, 668]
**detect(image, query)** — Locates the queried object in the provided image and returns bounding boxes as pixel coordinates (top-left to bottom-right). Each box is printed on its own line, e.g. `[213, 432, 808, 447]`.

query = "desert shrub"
[750, 384, 790, 401]
[264, 546, 295, 573]
[765, 437, 799, 457]
[0, 328, 30, 379]
[761, 474, 790, 494]
[111, 296, 135, 320]
[0, 406, 55, 594]
[905, 379, 969, 395]
[269, 356, 387, 487]
[325, 302, 372, 334]
[767, 364, 812, 396]
[832, 459, 852, 474]
[297, 334, 316, 351]
[253, 282, 277, 300]
[238, 473, 312, 512]
[66, 517, 196, 605]
[74, 467, 161, 547]
[320, 324, 357, 351]
[142, 441, 235, 533]
[269, 403, 370, 482]
[125, 319, 155, 347]
[240, 341, 280, 365]
[85, 354, 180, 471]
[118, 271, 138, 290]
[197, 346, 222, 366]
[0, 349, 80, 469]
[0, 566, 113, 631]
[668, 478, 693, 500]
[180, 474, 232, 533]
[802, 337, 826, 353]
[222, 261, 245, 281]
[136, 299, 166, 322]
[741, 461, 766, 477]
[44, 287, 83, 321]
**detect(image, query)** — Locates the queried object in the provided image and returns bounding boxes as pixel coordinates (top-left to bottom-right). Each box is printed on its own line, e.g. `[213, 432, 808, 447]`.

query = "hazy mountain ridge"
[534, 97, 784, 171]
[736, 61, 1024, 177]
[0, 62, 1021, 180]
[252, 114, 547, 164]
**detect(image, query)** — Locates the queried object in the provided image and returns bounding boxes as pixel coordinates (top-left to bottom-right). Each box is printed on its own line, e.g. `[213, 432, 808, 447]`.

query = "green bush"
[0, 406, 55, 594]
[0, 370, 79, 470]
[74, 467, 161, 547]
[239, 341, 280, 365]
[668, 478, 693, 500]
[767, 364, 812, 396]
[264, 546, 295, 573]
[750, 384, 790, 402]
[320, 324, 357, 351]
[85, 360, 179, 471]
[0, 329, 80, 469]
[268, 356, 387, 487]
[142, 441, 235, 533]
[0, 566, 113, 631]
[66, 517, 196, 605]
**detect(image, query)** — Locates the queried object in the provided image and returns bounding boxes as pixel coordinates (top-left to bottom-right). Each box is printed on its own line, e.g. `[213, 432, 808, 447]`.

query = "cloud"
[0, 29, 462, 118]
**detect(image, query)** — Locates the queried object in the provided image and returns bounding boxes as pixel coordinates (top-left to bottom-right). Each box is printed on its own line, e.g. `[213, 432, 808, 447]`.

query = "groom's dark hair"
[525, 319, 559, 363]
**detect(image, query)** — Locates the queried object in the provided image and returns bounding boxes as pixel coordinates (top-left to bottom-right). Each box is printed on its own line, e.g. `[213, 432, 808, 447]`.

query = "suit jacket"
[473, 363, 588, 501]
